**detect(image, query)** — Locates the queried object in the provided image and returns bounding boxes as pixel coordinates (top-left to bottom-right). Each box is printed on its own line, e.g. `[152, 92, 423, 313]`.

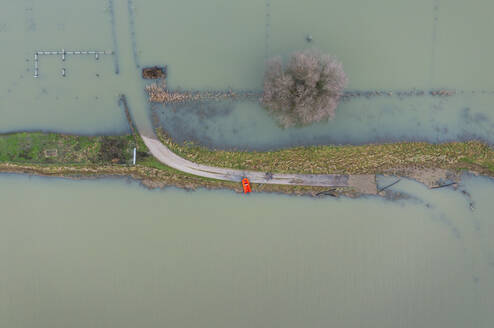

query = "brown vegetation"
[145, 83, 260, 104]
[0, 162, 342, 197]
[261, 49, 347, 127]
[156, 128, 494, 177]
[142, 66, 166, 79]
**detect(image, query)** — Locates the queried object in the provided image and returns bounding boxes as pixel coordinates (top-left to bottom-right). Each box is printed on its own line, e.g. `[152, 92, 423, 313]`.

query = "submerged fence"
[33, 49, 114, 78]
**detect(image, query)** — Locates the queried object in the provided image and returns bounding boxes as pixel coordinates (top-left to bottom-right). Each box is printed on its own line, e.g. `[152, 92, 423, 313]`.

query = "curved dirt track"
[142, 134, 354, 187]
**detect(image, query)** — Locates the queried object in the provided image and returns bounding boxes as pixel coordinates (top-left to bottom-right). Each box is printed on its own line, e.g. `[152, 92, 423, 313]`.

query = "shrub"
[261, 49, 347, 127]
[98, 137, 128, 164]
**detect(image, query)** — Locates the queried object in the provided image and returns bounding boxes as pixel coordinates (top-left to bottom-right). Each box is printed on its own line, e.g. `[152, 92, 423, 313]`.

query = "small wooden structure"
[142, 66, 167, 79]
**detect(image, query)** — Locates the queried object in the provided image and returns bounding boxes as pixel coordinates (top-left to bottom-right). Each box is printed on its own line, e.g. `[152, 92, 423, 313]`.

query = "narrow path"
[141, 133, 352, 187]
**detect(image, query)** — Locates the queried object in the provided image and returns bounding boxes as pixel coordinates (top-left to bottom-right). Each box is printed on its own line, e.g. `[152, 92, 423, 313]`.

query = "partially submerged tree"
[261, 49, 347, 127]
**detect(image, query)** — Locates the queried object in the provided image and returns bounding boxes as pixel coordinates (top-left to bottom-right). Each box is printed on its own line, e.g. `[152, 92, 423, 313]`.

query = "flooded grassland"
[2, 0, 494, 327]
[1, 174, 494, 328]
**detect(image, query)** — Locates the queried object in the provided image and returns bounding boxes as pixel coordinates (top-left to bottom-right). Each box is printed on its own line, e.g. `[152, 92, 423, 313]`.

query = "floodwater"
[0, 0, 150, 135]
[1, 0, 494, 327]
[1, 0, 494, 143]
[143, 0, 494, 149]
[1, 174, 494, 328]
[157, 94, 494, 150]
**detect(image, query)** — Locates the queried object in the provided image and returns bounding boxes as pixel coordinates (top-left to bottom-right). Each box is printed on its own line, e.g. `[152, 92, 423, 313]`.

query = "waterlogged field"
[1, 175, 494, 328]
[2, 1, 494, 327]
[142, 0, 494, 149]
[0, 0, 127, 134]
[156, 94, 494, 150]
[2, 0, 494, 146]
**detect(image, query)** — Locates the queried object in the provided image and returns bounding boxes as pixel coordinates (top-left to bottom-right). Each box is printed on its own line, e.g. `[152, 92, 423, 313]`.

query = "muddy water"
[157, 94, 494, 150]
[2, 0, 494, 144]
[0, 0, 122, 134]
[1, 174, 494, 328]
[2, 1, 494, 327]
[140, 0, 494, 149]
[0, 0, 151, 135]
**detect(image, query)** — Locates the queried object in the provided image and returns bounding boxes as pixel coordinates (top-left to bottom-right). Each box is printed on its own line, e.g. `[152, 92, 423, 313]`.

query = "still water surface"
[1, 1, 494, 327]
[139, 0, 494, 149]
[1, 174, 494, 328]
[157, 94, 494, 150]
[1, 0, 494, 146]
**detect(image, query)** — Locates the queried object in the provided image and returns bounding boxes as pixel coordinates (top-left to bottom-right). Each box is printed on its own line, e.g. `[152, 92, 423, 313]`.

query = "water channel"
[1, 0, 494, 327]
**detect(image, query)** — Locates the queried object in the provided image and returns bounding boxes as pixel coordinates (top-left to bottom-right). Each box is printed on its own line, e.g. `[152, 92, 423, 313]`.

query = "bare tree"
[261, 49, 347, 127]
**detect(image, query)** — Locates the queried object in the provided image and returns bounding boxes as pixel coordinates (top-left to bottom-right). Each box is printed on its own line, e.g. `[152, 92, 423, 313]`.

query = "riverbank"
[1, 131, 493, 197]
[0, 162, 341, 197]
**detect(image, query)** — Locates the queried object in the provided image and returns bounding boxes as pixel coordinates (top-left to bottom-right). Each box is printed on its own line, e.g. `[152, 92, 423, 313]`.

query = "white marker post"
[34, 52, 39, 78]
[133, 147, 136, 165]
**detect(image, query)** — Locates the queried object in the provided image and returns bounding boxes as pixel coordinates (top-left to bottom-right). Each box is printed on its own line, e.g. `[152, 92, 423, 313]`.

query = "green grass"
[2, 131, 494, 181]
[0, 132, 134, 165]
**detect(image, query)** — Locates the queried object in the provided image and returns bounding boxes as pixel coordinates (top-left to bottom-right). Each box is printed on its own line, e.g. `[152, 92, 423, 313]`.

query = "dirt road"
[142, 134, 361, 188]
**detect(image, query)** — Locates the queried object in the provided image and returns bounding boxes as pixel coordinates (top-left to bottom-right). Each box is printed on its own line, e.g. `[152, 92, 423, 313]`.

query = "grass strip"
[1, 131, 493, 196]
[157, 129, 494, 176]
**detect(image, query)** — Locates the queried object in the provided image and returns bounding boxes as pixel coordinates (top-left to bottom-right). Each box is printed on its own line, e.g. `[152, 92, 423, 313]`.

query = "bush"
[98, 137, 128, 164]
[261, 49, 347, 127]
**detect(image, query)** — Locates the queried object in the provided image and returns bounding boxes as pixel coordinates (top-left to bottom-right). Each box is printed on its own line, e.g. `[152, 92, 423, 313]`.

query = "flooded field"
[0, 0, 150, 135]
[1, 0, 494, 327]
[156, 94, 494, 150]
[145, 0, 494, 149]
[1, 174, 494, 328]
[2, 0, 494, 143]
[0, 0, 122, 134]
